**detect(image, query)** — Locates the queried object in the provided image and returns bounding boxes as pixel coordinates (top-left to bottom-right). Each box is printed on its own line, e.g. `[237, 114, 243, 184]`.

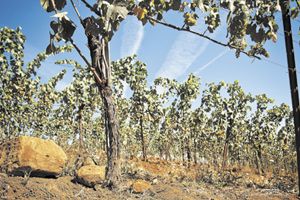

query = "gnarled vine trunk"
[193, 136, 198, 164]
[222, 110, 235, 169]
[85, 18, 120, 187]
[139, 116, 147, 161]
[78, 104, 85, 153]
[102, 86, 120, 186]
[222, 119, 233, 169]
[255, 149, 263, 175]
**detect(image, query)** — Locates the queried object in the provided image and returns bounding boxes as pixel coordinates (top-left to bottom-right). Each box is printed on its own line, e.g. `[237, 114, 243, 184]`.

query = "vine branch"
[69, 39, 91, 68]
[70, 0, 85, 27]
[147, 16, 261, 60]
[80, 0, 102, 16]
[50, 0, 89, 68]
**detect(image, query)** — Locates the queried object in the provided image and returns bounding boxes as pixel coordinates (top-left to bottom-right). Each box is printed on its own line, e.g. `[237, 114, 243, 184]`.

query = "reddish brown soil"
[0, 173, 297, 200]
[0, 157, 298, 199]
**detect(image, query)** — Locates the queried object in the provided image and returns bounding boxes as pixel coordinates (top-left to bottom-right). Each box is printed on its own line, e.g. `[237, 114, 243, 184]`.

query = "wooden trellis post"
[280, 0, 300, 196]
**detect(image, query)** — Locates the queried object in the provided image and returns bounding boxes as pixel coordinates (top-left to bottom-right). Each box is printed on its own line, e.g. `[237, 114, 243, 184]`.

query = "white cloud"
[155, 29, 219, 79]
[120, 17, 144, 97]
[194, 49, 229, 75]
[120, 17, 144, 58]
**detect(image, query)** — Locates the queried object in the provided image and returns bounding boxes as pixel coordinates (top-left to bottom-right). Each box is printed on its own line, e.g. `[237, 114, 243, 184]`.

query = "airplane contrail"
[194, 49, 229, 75]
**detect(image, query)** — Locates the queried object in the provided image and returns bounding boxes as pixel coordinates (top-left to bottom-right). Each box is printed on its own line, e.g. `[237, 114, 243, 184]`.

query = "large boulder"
[76, 165, 106, 187]
[0, 136, 67, 177]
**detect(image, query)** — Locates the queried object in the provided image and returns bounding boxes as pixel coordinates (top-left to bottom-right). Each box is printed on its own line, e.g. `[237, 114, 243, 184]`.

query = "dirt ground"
[0, 156, 298, 200]
[0, 173, 297, 200]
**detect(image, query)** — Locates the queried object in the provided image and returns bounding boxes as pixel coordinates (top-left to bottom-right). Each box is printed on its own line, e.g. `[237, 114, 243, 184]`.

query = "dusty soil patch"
[0, 175, 297, 200]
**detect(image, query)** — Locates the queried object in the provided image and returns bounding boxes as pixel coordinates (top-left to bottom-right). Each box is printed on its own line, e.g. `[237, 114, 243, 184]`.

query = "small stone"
[152, 178, 158, 185]
[131, 179, 152, 193]
[0, 173, 7, 178]
[94, 184, 103, 191]
[83, 157, 96, 166]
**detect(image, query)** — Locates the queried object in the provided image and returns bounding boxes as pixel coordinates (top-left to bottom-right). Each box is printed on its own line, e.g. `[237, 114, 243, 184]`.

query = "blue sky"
[1, 1, 300, 106]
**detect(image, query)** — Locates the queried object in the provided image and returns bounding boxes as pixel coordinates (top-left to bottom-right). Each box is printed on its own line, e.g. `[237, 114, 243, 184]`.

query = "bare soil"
[0, 156, 298, 199]
[0, 173, 297, 200]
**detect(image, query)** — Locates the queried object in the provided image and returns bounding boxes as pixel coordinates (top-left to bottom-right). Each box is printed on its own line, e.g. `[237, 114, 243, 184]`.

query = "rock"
[152, 178, 158, 185]
[83, 157, 96, 166]
[0, 136, 67, 177]
[76, 165, 106, 187]
[0, 173, 7, 179]
[131, 179, 152, 193]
